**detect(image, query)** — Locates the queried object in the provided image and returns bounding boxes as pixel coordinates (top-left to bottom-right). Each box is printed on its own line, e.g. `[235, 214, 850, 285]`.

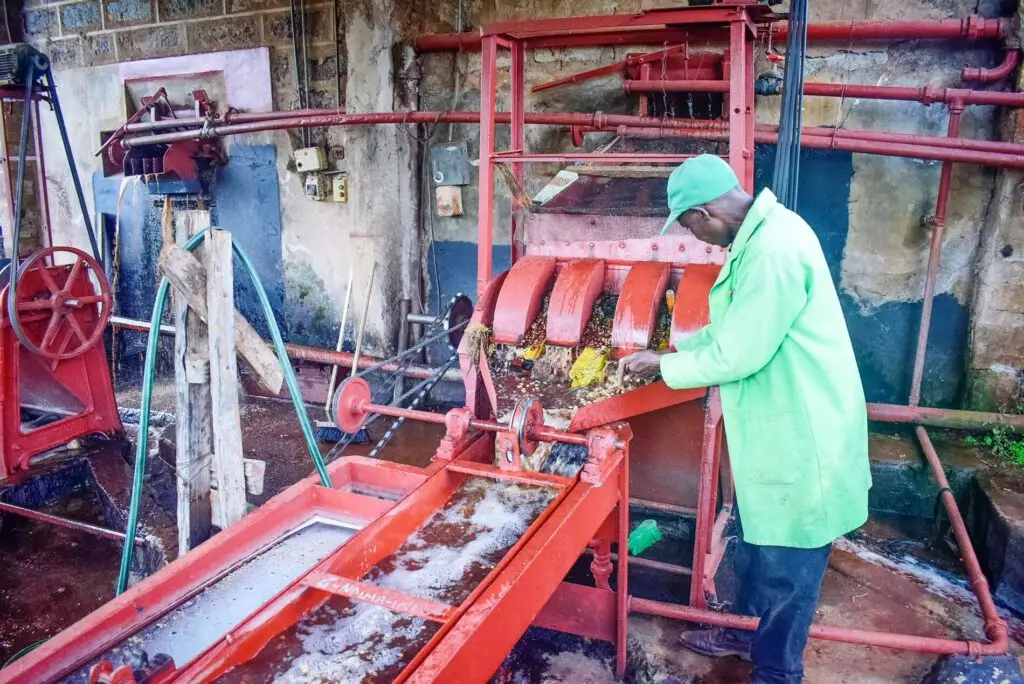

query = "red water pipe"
[614, 123, 1024, 168]
[0, 501, 147, 546]
[909, 105, 963, 406]
[413, 16, 1007, 52]
[108, 315, 459, 382]
[630, 593, 1007, 656]
[915, 426, 1010, 650]
[613, 121, 1024, 156]
[120, 110, 1024, 169]
[963, 50, 1021, 82]
[865, 402, 1024, 433]
[623, 79, 1024, 108]
[624, 79, 730, 94]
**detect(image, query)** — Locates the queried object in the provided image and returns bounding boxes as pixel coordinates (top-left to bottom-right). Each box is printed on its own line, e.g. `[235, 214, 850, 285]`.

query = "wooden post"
[205, 228, 247, 527]
[174, 210, 213, 555]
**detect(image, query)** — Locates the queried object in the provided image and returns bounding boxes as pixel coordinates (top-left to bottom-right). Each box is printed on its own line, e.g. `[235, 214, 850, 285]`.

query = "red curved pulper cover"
[610, 261, 669, 358]
[546, 259, 606, 346]
[670, 264, 720, 349]
[491, 255, 557, 344]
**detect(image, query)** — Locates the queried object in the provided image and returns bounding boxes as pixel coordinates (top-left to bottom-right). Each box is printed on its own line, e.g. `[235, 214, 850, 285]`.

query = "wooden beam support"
[159, 247, 284, 395]
[206, 228, 247, 528]
[174, 210, 214, 555]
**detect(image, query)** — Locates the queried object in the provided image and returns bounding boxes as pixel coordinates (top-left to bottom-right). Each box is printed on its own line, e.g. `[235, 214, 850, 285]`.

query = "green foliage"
[965, 428, 1024, 467]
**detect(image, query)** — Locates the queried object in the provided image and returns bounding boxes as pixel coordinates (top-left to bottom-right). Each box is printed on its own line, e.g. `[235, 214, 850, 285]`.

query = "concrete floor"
[2, 388, 1023, 681]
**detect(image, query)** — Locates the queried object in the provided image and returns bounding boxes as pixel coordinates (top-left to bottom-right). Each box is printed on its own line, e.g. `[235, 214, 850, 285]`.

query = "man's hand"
[622, 350, 665, 379]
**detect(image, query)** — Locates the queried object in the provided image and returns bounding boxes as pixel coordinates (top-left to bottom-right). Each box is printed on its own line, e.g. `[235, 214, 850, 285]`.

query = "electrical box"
[294, 146, 327, 173]
[430, 143, 471, 186]
[304, 172, 331, 201]
[331, 173, 348, 203]
[436, 186, 463, 217]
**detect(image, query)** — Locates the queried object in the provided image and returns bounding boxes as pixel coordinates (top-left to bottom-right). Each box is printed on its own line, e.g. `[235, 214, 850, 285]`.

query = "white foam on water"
[538, 651, 617, 683]
[835, 536, 1024, 635]
[369, 478, 555, 603]
[275, 600, 435, 683]
[68, 520, 357, 681]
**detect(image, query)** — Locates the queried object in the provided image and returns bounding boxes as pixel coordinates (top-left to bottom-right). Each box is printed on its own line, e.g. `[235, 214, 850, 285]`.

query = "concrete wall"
[17, 0, 1024, 409]
[21, 0, 421, 359]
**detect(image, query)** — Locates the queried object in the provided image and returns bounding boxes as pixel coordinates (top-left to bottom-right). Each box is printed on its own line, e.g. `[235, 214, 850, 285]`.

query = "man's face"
[678, 207, 732, 248]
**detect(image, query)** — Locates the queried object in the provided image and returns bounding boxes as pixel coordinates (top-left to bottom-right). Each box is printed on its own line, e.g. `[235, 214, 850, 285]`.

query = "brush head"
[627, 519, 662, 556]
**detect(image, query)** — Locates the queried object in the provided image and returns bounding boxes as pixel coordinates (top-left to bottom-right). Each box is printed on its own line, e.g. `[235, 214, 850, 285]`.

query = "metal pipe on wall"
[120, 110, 1024, 170]
[122, 108, 349, 134]
[623, 79, 1024, 108]
[909, 106, 963, 406]
[413, 16, 1007, 52]
[108, 316, 462, 382]
[963, 50, 1021, 82]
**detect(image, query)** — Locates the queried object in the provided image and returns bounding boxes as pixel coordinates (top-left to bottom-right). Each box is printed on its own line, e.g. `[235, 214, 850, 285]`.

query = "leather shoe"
[678, 628, 752, 662]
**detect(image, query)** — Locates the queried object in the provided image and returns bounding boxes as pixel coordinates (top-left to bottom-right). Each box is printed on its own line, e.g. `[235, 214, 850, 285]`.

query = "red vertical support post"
[689, 388, 720, 609]
[616, 441, 630, 678]
[510, 38, 526, 266]
[477, 36, 499, 297]
[33, 99, 53, 252]
[728, 15, 754, 191]
[909, 104, 963, 406]
[742, 17, 756, 193]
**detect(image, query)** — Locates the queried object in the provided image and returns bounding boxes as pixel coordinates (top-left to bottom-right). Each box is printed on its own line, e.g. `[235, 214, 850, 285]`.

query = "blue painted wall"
[94, 144, 287, 377]
[427, 147, 967, 407]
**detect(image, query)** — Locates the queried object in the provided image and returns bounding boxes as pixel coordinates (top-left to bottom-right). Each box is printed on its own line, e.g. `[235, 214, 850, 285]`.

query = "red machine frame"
[0, 4, 1011, 681]
[472, 0, 1008, 662]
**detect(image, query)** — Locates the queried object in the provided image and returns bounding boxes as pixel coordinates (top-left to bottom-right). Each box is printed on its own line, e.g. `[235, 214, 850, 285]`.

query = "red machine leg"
[615, 438, 630, 678]
[689, 388, 720, 609]
[590, 539, 613, 590]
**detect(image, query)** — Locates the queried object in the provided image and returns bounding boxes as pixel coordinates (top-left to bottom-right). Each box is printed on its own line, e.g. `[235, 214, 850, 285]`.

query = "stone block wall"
[19, 0, 343, 113]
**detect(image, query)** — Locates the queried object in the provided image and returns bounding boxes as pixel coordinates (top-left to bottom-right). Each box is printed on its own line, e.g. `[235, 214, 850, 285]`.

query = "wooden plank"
[159, 247, 284, 395]
[174, 210, 214, 555]
[206, 229, 248, 528]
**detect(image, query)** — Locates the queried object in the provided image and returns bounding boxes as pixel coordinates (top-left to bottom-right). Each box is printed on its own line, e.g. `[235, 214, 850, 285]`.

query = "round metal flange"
[445, 293, 474, 350]
[510, 396, 543, 457]
[8, 246, 112, 360]
[331, 377, 372, 434]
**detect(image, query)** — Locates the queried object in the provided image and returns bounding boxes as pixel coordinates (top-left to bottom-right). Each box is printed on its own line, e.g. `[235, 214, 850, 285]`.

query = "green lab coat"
[660, 189, 871, 549]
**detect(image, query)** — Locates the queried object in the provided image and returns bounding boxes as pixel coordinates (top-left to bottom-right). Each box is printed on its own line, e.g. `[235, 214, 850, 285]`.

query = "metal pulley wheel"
[7, 246, 112, 360]
[509, 396, 544, 457]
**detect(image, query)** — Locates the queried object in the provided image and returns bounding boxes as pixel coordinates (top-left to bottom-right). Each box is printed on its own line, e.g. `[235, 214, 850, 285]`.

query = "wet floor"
[3, 388, 1024, 681]
[0, 489, 121, 665]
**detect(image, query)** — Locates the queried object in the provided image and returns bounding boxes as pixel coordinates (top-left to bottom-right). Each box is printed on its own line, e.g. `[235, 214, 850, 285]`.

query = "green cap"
[661, 154, 739, 235]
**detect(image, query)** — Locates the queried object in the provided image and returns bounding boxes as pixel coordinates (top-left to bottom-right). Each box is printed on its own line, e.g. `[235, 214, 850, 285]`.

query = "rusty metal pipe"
[121, 110, 1024, 170]
[108, 315, 461, 382]
[915, 426, 1009, 652]
[866, 403, 1024, 433]
[0, 501, 148, 546]
[122, 108, 349, 134]
[616, 124, 1024, 167]
[624, 79, 1024, 108]
[962, 50, 1021, 82]
[624, 79, 730, 94]
[414, 17, 1007, 52]
[909, 107, 962, 406]
[614, 121, 1024, 156]
[629, 595, 1005, 655]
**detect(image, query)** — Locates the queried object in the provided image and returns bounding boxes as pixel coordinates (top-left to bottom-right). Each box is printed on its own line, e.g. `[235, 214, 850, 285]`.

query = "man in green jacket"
[624, 154, 872, 684]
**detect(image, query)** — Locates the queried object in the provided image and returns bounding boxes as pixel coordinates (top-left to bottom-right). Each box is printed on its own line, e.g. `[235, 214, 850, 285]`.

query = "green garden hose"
[116, 230, 332, 595]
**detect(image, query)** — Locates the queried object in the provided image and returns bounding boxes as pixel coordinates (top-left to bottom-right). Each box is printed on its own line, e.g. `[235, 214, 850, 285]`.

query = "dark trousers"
[728, 509, 832, 684]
